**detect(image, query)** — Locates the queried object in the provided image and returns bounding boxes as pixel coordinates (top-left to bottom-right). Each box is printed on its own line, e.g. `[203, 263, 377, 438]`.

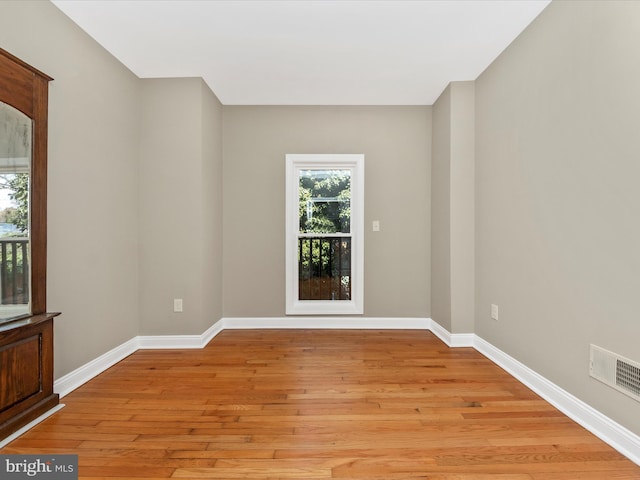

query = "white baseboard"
[54, 337, 139, 398]
[54, 321, 227, 397]
[138, 320, 226, 349]
[428, 320, 475, 347]
[50, 317, 640, 467]
[474, 335, 640, 466]
[222, 316, 431, 330]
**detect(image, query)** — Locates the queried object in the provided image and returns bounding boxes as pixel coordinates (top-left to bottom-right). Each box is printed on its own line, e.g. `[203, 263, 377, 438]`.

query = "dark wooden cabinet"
[0, 314, 59, 439]
[0, 49, 59, 440]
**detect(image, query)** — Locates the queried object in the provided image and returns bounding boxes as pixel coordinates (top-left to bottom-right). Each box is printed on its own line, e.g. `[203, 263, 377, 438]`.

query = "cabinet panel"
[0, 335, 41, 412]
[0, 316, 58, 439]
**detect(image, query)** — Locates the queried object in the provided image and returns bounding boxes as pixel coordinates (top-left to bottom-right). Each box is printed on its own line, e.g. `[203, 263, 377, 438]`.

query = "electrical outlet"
[372, 220, 380, 232]
[491, 304, 499, 321]
[173, 298, 183, 313]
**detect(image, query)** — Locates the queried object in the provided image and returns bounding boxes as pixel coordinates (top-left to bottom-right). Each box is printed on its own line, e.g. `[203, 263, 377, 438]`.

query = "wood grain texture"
[0, 315, 59, 439]
[2, 330, 640, 479]
[0, 48, 58, 439]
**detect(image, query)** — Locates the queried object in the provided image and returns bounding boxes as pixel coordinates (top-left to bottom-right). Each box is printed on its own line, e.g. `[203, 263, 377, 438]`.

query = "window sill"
[286, 300, 362, 316]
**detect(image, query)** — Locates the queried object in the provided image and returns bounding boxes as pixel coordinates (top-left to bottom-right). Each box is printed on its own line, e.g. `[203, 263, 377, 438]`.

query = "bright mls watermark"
[0, 455, 77, 479]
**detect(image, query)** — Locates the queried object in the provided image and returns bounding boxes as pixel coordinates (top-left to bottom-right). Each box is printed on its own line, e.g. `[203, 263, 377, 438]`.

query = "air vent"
[590, 344, 640, 403]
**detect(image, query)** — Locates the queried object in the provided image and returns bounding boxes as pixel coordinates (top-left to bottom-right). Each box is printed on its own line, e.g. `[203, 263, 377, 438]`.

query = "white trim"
[137, 334, 203, 349]
[49, 318, 640, 467]
[201, 320, 226, 346]
[428, 320, 475, 347]
[427, 319, 452, 345]
[0, 404, 65, 448]
[54, 337, 139, 398]
[285, 154, 365, 315]
[473, 335, 640, 467]
[223, 316, 430, 330]
[54, 321, 226, 398]
[450, 333, 475, 347]
[137, 321, 225, 349]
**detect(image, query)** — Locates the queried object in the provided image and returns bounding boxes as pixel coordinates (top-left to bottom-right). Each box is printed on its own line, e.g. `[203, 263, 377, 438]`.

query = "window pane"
[299, 169, 351, 234]
[298, 237, 351, 300]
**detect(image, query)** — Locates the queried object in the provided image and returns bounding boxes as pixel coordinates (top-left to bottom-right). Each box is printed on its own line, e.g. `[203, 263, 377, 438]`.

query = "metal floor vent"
[590, 344, 640, 403]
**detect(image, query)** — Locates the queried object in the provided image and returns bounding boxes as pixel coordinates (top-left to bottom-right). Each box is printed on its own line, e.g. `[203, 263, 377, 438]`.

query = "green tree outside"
[299, 170, 350, 233]
[0, 174, 29, 295]
[0, 173, 29, 235]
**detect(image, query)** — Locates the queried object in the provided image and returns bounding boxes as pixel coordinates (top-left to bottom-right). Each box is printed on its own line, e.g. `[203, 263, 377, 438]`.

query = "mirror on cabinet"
[0, 101, 32, 321]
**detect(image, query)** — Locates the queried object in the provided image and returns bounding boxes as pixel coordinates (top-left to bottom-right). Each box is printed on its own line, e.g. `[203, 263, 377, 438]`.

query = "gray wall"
[431, 87, 452, 331]
[138, 78, 223, 335]
[223, 106, 431, 318]
[0, 1, 141, 378]
[201, 80, 224, 334]
[0, 2, 225, 376]
[475, 0, 640, 435]
[449, 82, 475, 335]
[431, 82, 475, 334]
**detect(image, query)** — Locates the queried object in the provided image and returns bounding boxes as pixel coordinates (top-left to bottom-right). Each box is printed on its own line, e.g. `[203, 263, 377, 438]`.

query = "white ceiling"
[51, 0, 551, 106]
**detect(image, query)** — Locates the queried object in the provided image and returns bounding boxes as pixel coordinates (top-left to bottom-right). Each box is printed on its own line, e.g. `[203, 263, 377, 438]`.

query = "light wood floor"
[2, 329, 640, 479]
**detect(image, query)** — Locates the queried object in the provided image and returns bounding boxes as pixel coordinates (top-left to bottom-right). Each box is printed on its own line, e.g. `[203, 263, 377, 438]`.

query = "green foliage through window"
[299, 170, 351, 234]
[0, 173, 29, 235]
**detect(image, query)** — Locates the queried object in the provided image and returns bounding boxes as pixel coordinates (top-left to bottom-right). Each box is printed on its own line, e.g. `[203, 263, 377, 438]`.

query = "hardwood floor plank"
[531, 472, 640, 480]
[169, 449, 276, 459]
[173, 458, 342, 478]
[1, 330, 638, 479]
[79, 466, 175, 477]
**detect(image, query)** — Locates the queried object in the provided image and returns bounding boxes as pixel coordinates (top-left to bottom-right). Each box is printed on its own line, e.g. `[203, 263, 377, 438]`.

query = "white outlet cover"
[174, 298, 183, 312]
[491, 304, 499, 321]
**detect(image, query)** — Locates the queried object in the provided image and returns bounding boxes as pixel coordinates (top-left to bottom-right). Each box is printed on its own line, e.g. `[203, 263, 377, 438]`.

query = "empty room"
[1, 0, 639, 478]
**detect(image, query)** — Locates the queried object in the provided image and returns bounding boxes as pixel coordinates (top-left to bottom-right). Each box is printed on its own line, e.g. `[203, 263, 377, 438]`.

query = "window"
[286, 154, 364, 315]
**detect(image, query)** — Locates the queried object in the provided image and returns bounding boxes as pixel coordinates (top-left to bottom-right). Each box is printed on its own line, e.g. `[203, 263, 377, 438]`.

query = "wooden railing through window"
[298, 236, 351, 300]
[0, 238, 29, 305]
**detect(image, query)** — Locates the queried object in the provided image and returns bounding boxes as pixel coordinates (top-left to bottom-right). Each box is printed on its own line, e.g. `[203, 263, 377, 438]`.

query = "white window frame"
[286, 154, 364, 315]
